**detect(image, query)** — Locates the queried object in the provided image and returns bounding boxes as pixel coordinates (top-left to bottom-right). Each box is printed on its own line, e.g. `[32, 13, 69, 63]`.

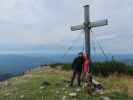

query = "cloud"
[0, 0, 132, 53]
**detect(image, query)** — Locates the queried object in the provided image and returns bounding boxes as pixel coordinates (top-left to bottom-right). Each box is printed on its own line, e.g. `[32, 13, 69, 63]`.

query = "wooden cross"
[71, 5, 108, 73]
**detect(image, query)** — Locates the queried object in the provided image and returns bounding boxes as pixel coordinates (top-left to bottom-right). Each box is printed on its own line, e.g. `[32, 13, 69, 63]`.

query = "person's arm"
[82, 57, 84, 72]
[72, 58, 77, 69]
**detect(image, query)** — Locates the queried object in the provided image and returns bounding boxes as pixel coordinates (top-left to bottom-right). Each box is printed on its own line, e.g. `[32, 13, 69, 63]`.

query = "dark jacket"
[72, 56, 83, 72]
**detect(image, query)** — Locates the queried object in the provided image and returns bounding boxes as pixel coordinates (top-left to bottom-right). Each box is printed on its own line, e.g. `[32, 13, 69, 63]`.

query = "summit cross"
[71, 5, 108, 73]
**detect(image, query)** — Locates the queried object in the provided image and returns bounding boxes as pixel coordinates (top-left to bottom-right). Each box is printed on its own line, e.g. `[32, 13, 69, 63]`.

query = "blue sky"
[0, 0, 133, 54]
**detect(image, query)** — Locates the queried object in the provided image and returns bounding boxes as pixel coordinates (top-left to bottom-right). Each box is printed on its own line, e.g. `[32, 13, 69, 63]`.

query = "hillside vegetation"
[50, 61, 133, 76]
[0, 63, 133, 100]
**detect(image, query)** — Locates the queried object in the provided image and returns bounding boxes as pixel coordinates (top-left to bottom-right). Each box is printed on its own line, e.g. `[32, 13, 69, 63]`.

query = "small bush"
[49, 63, 71, 70]
[49, 63, 60, 68]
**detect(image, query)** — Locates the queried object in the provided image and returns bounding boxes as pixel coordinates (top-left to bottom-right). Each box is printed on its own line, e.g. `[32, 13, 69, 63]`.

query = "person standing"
[82, 52, 89, 81]
[70, 52, 84, 86]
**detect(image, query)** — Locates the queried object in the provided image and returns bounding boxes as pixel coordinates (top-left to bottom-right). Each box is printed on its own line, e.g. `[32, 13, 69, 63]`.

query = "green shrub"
[49, 63, 60, 68]
[49, 63, 71, 70]
[62, 64, 71, 70]
[91, 61, 133, 76]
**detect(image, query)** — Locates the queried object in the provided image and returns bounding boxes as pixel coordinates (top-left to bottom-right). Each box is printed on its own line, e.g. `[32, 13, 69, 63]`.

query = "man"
[70, 52, 83, 86]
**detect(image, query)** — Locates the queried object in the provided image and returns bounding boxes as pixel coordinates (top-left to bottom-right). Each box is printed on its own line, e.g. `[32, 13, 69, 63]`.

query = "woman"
[82, 52, 90, 81]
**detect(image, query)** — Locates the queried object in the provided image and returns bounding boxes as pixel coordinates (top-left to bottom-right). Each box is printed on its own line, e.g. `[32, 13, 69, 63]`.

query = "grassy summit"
[0, 65, 133, 100]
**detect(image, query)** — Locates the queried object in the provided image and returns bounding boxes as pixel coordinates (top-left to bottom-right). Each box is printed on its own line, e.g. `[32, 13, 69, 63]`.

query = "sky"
[0, 0, 133, 54]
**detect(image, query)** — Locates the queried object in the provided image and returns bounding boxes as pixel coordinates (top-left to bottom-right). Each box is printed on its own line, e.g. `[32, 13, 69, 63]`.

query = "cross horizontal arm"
[90, 19, 108, 28]
[71, 25, 84, 31]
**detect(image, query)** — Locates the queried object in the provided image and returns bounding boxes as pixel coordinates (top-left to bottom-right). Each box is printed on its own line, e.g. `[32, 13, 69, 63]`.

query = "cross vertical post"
[84, 5, 91, 72]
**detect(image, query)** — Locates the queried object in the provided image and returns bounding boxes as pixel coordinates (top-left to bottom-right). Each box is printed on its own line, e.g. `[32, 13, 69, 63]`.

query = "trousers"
[70, 70, 81, 86]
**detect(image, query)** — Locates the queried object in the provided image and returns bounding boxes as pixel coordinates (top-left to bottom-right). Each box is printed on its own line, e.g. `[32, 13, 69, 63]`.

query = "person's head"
[78, 52, 83, 58]
[83, 52, 89, 59]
